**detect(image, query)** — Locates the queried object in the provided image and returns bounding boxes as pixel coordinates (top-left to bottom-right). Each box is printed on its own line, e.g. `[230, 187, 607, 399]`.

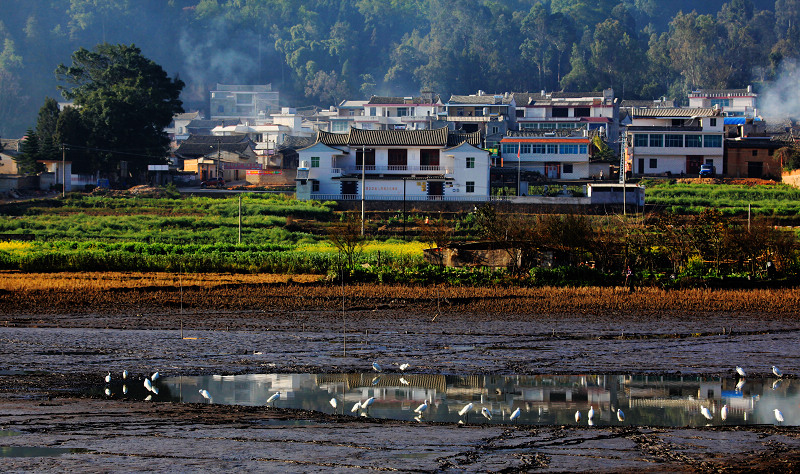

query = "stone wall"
[782, 169, 800, 188]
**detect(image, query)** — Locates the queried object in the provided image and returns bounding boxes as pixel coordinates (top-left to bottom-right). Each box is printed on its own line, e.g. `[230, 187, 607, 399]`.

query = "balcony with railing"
[344, 165, 453, 175]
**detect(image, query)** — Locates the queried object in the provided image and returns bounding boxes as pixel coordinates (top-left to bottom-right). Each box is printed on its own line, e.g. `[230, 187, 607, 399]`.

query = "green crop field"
[643, 180, 800, 216]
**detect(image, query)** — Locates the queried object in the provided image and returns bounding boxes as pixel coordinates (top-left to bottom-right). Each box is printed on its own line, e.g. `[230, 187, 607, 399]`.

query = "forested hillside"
[0, 0, 797, 137]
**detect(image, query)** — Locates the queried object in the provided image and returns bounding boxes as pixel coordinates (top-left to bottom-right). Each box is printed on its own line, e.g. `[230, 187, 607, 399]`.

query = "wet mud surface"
[1, 281, 800, 472]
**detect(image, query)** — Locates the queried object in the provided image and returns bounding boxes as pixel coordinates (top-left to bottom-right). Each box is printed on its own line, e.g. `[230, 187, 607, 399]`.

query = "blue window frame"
[685, 135, 702, 147]
[704, 135, 722, 147]
[634, 134, 648, 147]
[665, 134, 683, 147]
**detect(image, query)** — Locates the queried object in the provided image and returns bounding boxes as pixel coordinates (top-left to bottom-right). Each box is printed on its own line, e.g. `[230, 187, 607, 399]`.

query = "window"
[710, 118, 717, 126]
[752, 149, 758, 156]
[649, 158, 657, 169]
[704, 135, 722, 147]
[465, 181, 475, 193]
[466, 157, 475, 168]
[552, 107, 569, 117]
[396, 107, 408, 117]
[521, 143, 532, 154]
[574, 107, 590, 117]
[579, 145, 588, 154]
[665, 134, 683, 147]
[490, 125, 499, 134]
[634, 134, 648, 147]
[541, 123, 557, 129]
[649, 134, 664, 147]
[559, 144, 580, 154]
[369, 107, 376, 116]
[685, 135, 702, 147]
[516, 109, 525, 118]
[312, 181, 319, 192]
[332, 121, 348, 132]
[710, 99, 730, 108]
[532, 144, 546, 154]
[563, 164, 573, 174]
[311, 156, 320, 168]
[547, 144, 558, 154]
[502, 144, 516, 154]
[520, 123, 537, 130]
[236, 93, 253, 104]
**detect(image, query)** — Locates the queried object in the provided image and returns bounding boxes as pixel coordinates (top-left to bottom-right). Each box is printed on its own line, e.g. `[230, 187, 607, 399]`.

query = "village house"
[688, 86, 758, 118]
[444, 91, 514, 135]
[624, 107, 724, 177]
[512, 89, 619, 143]
[295, 127, 489, 201]
[175, 135, 260, 183]
[210, 83, 280, 122]
[499, 128, 600, 182]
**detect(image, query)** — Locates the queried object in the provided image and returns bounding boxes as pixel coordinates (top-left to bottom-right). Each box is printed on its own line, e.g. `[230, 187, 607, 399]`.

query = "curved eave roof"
[348, 127, 449, 146]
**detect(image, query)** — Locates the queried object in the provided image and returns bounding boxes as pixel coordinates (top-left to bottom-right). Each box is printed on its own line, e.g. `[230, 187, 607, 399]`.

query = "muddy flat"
[1, 273, 799, 472]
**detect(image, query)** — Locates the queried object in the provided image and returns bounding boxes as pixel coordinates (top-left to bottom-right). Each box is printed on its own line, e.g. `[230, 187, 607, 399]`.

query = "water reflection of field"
[154, 374, 797, 427]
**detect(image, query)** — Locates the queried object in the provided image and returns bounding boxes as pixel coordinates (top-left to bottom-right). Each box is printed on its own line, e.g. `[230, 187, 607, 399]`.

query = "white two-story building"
[296, 127, 490, 201]
[499, 129, 596, 180]
[624, 107, 724, 177]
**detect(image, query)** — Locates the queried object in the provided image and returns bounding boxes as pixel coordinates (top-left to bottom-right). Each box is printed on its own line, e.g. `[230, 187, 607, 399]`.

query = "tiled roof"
[447, 130, 482, 147]
[689, 88, 753, 96]
[367, 95, 440, 105]
[448, 94, 513, 105]
[317, 130, 350, 146]
[629, 107, 720, 118]
[316, 127, 477, 147]
[173, 112, 201, 121]
[278, 135, 315, 151]
[620, 99, 676, 108]
[348, 127, 449, 146]
[513, 91, 607, 106]
[175, 134, 253, 156]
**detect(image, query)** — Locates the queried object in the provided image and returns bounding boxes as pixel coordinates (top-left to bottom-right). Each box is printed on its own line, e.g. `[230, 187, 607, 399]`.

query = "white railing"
[345, 165, 453, 174]
[308, 194, 491, 202]
[330, 168, 342, 175]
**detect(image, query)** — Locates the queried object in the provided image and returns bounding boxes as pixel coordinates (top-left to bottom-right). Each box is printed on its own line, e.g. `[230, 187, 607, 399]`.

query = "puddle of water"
[0, 446, 91, 458]
[97, 374, 798, 427]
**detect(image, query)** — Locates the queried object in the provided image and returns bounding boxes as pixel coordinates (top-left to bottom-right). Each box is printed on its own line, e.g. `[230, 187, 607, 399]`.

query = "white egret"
[351, 401, 361, 413]
[735, 366, 746, 377]
[362, 397, 376, 409]
[104, 372, 111, 384]
[735, 378, 746, 391]
[104, 387, 111, 396]
[122, 385, 128, 395]
[399, 363, 410, 372]
[510, 408, 521, 422]
[199, 389, 211, 403]
[720, 405, 728, 421]
[588, 406, 595, 420]
[414, 400, 428, 414]
[481, 407, 492, 420]
[144, 394, 152, 401]
[773, 379, 782, 391]
[575, 411, 581, 423]
[588, 419, 595, 426]
[267, 392, 280, 405]
[458, 403, 474, 417]
[400, 377, 409, 386]
[329, 398, 338, 409]
[143, 378, 153, 392]
[122, 370, 128, 380]
[773, 366, 783, 378]
[617, 409, 625, 422]
[372, 362, 382, 372]
[700, 406, 713, 420]
[151, 372, 160, 382]
[775, 408, 784, 424]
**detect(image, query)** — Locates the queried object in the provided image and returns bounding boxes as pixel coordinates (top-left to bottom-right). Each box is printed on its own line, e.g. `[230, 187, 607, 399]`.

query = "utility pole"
[61, 144, 66, 197]
[620, 131, 627, 216]
[216, 138, 221, 180]
[361, 144, 366, 236]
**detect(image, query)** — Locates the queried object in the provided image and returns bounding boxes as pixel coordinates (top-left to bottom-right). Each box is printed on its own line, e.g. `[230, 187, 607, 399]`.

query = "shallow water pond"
[97, 373, 797, 427]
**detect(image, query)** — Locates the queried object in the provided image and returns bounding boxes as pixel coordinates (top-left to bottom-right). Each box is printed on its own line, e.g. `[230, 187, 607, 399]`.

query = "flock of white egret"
[99, 362, 791, 427]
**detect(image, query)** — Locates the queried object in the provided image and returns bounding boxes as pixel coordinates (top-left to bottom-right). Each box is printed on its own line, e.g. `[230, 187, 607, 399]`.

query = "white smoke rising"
[178, 16, 260, 89]
[759, 60, 800, 121]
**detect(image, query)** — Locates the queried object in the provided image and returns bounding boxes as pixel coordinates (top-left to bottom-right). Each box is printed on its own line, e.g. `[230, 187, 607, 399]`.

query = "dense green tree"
[55, 43, 184, 179]
[15, 128, 43, 175]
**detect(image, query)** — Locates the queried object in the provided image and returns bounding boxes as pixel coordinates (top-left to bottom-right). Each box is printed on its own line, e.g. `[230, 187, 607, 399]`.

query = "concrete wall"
[782, 169, 800, 188]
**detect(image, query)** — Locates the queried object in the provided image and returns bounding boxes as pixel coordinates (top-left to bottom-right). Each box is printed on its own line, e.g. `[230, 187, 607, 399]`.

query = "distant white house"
[296, 127, 490, 201]
[624, 107, 724, 177]
[499, 129, 598, 180]
[688, 86, 758, 118]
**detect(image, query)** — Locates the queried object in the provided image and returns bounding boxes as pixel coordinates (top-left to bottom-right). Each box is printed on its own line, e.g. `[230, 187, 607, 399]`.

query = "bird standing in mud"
[773, 366, 783, 378]
[720, 405, 728, 421]
[617, 409, 625, 422]
[104, 372, 111, 383]
[775, 408, 784, 424]
[510, 407, 521, 423]
[267, 392, 280, 405]
[199, 389, 211, 403]
[481, 407, 492, 420]
[414, 400, 428, 415]
[735, 366, 746, 377]
[575, 410, 581, 423]
[700, 406, 713, 420]
[372, 362, 382, 372]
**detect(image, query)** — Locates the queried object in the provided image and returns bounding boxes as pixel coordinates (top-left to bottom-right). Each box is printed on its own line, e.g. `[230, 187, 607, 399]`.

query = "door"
[341, 181, 357, 196]
[427, 181, 444, 199]
[638, 158, 645, 175]
[747, 161, 763, 178]
[545, 163, 560, 179]
[686, 155, 702, 175]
